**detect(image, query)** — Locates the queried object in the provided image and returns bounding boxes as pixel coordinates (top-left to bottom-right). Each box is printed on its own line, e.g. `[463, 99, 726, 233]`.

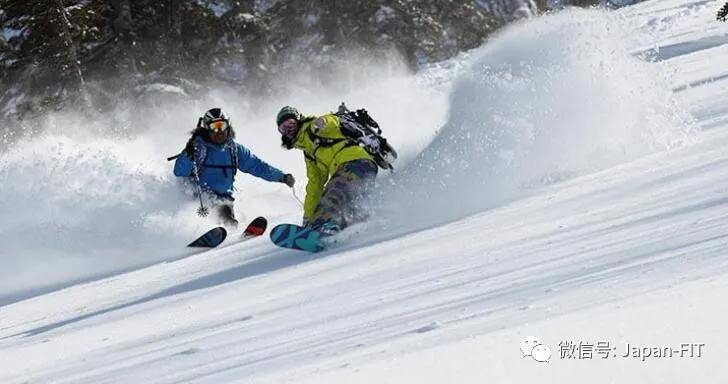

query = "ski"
[242, 216, 267, 239]
[188, 227, 227, 248]
[188, 217, 267, 248]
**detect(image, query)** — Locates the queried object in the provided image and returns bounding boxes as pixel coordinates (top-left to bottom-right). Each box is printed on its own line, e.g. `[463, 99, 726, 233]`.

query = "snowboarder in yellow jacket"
[277, 106, 378, 234]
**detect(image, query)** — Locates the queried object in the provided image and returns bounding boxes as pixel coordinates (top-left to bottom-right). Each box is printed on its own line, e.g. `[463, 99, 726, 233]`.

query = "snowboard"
[269, 223, 326, 253]
[188, 216, 268, 248]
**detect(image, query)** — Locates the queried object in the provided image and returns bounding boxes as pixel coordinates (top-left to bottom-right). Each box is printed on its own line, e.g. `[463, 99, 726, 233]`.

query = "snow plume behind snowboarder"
[171, 108, 295, 227]
[276, 104, 393, 236]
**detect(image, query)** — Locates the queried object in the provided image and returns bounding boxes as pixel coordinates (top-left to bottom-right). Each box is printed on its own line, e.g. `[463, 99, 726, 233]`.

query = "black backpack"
[335, 103, 398, 170]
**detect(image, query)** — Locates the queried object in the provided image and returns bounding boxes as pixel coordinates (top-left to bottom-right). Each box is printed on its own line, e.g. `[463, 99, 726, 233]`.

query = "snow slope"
[2, 0, 728, 383]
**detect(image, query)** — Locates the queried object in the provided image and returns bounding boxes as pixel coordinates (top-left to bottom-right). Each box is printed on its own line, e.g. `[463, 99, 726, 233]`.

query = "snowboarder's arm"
[237, 144, 286, 182]
[311, 114, 344, 138]
[304, 157, 326, 221]
[173, 153, 194, 177]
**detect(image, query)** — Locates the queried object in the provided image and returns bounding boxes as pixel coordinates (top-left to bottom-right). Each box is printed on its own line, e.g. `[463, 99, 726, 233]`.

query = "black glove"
[185, 137, 197, 158]
[281, 173, 295, 187]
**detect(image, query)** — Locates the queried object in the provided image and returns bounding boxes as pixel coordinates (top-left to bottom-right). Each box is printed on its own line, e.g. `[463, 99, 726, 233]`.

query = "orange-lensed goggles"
[208, 120, 229, 133]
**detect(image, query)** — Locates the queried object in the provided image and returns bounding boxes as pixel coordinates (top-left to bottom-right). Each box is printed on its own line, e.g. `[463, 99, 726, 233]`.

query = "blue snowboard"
[270, 223, 325, 253]
[188, 227, 227, 248]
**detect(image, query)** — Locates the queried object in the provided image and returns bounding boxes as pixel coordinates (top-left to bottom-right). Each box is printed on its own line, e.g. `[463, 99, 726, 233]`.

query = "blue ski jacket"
[174, 136, 285, 197]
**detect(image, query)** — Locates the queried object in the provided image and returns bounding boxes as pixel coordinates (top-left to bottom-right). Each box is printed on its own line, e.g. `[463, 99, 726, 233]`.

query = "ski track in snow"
[2, 0, 728, 383]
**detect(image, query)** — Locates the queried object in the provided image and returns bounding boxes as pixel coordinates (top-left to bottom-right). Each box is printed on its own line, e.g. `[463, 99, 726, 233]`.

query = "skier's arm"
[173, 153, 194, 177]
[237, 144, 286, 182]
[174, 136, 203, 177]
[303, 157, 327, 222]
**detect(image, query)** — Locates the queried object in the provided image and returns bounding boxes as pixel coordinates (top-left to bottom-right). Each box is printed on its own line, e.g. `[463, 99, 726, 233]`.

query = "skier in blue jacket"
[174, 108, 295, 226]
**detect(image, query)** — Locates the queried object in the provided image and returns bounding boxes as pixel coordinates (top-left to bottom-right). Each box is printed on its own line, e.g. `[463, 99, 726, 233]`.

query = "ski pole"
[168, 147, 208, 216]
[190, 153, 209, 217]
[291, 187, 304, 208]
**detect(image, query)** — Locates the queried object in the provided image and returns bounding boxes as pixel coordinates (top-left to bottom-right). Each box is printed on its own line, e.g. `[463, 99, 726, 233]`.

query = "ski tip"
[243, 216, 267, 237]
[188, 227, 227, 248]
[251, 216, 267, 226]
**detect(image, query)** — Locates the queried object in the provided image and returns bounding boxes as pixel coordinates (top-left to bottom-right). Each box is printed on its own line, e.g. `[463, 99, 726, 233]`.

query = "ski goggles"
[208, 120, 229, 133]
[278, 118, 298, 138]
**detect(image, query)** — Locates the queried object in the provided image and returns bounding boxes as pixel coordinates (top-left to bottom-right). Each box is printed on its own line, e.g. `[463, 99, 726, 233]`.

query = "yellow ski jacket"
[292, 114, 374, 220]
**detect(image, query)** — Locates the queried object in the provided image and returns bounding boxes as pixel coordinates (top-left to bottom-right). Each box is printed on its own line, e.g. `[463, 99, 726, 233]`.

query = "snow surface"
[1, 0, 728, 383]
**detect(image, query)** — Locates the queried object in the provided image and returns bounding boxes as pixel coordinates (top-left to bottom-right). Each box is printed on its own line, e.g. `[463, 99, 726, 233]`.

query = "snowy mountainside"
[2, 0, 728, 383]
[386, 7, 692, 225]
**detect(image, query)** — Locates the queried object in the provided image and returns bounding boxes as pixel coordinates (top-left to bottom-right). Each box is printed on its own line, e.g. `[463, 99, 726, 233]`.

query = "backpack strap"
[306, 128, 357, 165]
[230, 143, 238, 179]
[306, 129, 347, 147]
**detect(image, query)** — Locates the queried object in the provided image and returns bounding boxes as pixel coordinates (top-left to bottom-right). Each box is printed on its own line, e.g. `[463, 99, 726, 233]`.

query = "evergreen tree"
[0, 0, 562, 122]
[718, 1, 728, 22]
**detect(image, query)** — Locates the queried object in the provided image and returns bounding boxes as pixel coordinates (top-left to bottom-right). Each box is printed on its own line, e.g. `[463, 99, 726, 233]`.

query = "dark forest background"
[0, 0, 637, 127]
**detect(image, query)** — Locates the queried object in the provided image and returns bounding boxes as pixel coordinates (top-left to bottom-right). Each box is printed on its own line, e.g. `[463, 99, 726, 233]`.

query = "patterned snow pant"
[310, 159, 378, 232]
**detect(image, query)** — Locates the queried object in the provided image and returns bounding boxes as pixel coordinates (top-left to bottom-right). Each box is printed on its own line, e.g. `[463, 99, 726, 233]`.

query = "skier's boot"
[218, 204, 239, 228]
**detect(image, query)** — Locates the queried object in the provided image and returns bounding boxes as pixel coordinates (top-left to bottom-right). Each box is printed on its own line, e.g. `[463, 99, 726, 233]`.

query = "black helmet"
[201, 108, 231, 133]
